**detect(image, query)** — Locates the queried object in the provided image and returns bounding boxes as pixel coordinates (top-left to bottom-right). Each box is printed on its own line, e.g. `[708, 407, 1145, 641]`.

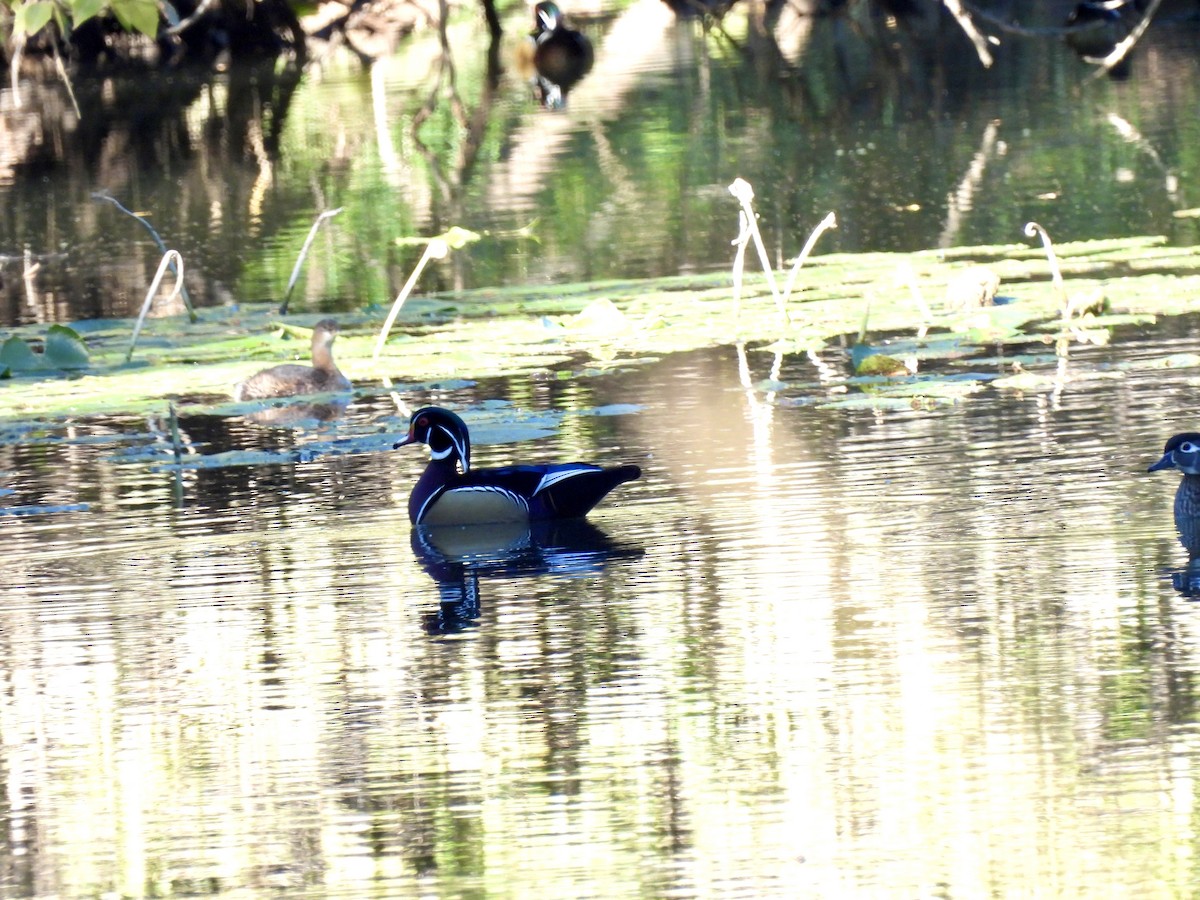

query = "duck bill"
[1148, 453, 1175, 473]
[393, 432, 417, 450]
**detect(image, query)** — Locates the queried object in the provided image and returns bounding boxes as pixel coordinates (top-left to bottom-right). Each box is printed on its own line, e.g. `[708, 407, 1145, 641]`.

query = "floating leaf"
[819, 395, 952, 410]
[43, 325, 90, 369]
[0, 336, 43, 372]
[580, 404, 643, 417]
[855, 353, 909, 376]
[566, 298, 629, 336]
[14, 1, 54, 36]
[110, 0, 160, 36]
[1120, 353, 1200, 371]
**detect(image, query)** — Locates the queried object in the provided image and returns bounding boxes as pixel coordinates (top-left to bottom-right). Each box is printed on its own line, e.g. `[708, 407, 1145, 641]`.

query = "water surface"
[5, 2, 1200, 895]
[5, 319, 1200, 896]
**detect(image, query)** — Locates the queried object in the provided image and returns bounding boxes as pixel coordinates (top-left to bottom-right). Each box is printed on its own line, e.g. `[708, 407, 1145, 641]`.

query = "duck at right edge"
[1148, 433, 1200, 557]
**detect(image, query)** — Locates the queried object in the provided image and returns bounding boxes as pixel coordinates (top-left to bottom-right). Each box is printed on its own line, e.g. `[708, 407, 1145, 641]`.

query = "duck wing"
[465, 463, 641, 519]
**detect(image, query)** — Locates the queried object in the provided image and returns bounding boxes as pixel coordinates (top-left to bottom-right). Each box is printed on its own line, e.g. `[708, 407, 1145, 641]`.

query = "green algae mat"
[2, 233, 1198, 429]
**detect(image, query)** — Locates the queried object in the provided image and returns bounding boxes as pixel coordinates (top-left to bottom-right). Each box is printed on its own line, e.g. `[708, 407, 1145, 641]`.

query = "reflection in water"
[1064, 0, 1145, 78]
[239, 397, 351, 428]
[7, 327, 1200, 895]
[411, 519, 644, 634]
[525, 1, 594, 110]
[5, 2, 1200, 325]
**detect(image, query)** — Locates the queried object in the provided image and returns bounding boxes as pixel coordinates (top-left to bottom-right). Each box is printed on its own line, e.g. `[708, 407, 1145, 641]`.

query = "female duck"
[234, 319, 352, 401]
[394, 406, 640, 526]
[1148, 433, 1200, 555]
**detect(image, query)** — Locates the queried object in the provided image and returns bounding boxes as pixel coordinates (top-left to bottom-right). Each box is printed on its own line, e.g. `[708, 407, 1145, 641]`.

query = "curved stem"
[728, 178, 787, 326]
[781, 211, 838, 304]
[279, 207, 344, 314]
[127, 250, 185, 362]
[93, 193, 197, 322]
[373, 239, 448, 362]
[1024, 221, 1069, 317]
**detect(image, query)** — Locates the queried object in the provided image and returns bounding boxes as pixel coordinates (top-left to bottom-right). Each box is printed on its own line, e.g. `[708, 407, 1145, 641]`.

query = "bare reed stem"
[373, 238, 449, 362]
[781, 212, 837, 304]
[728, 179, 788, 325]
[279, 207, 345, 314]
[93, 193, 197, 322]
[1023, 221, 1069, 318]
[127, 250, 185, 362]
[730, 212, 752, 324]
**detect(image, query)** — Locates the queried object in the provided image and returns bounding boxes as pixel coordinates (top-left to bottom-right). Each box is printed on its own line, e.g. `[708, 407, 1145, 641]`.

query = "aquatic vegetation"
[1, 222, 1199, 471]
[0, 324, 89, 375]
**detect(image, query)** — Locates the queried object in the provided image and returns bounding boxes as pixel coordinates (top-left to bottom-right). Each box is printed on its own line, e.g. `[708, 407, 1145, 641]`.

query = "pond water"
[6, 318, 1200, 897]
[6, 1, 1200, 897]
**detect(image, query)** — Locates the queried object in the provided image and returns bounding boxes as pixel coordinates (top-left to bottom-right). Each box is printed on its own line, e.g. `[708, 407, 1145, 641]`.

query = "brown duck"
[234, 319, 352, 401]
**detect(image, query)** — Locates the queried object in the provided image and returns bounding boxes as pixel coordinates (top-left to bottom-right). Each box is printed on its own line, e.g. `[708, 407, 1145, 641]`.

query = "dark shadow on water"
[410, 519, 644, 635]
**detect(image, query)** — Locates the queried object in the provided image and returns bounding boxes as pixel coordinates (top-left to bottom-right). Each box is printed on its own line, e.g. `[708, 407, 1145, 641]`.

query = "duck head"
[394, 406, 472, 472]
[1148, 433, 1200, 476]
[312, 318, 339, 349]
[534, 1, 563, 33]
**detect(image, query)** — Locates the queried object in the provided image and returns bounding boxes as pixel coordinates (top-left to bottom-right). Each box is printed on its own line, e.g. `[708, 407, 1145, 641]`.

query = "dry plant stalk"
[729, 178, 838, 326]
[127, 250, 185, 362]
[373, 238, 449, 362]
[279, 207, 345, 314]
[1023, 221, 1068, 317]
[93, 192, 196, 322]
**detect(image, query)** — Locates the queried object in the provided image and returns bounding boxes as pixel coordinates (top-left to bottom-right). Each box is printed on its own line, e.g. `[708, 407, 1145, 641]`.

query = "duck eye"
[1183, 442, 1198, 453]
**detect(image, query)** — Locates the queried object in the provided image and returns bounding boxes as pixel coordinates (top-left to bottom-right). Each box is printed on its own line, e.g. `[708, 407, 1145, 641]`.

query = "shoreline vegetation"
[0, 0, 1184, 85]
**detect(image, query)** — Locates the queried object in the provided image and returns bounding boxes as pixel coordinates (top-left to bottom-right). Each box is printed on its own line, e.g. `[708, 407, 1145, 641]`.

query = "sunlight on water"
[7, 322, 1200, 896]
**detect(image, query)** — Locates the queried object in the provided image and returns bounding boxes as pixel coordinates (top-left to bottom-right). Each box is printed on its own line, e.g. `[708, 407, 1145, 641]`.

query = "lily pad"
[43, 325, 90, 369]
[1120, 353, 1200, 371]
[855, 352, 910, 376]
[0, 336, 42, 373]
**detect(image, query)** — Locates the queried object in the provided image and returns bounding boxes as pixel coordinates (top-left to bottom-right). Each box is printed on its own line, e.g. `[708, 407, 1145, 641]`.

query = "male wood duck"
[529, 1, 593, 109]
[393, 406, 640, 526]
[1064, 0, 1145, 76]
[1148, 433, 1200, 555]
[234, 319, 352, 401]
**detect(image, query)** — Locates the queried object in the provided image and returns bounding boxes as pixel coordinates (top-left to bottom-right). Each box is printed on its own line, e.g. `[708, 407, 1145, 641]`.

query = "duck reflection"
[1171, 564, 1200, 597]
[1063, 0, 1146, 78]
[521, 1, 594, 110]
[411, 518, 642, 634]
[240, 397, 351, 428]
